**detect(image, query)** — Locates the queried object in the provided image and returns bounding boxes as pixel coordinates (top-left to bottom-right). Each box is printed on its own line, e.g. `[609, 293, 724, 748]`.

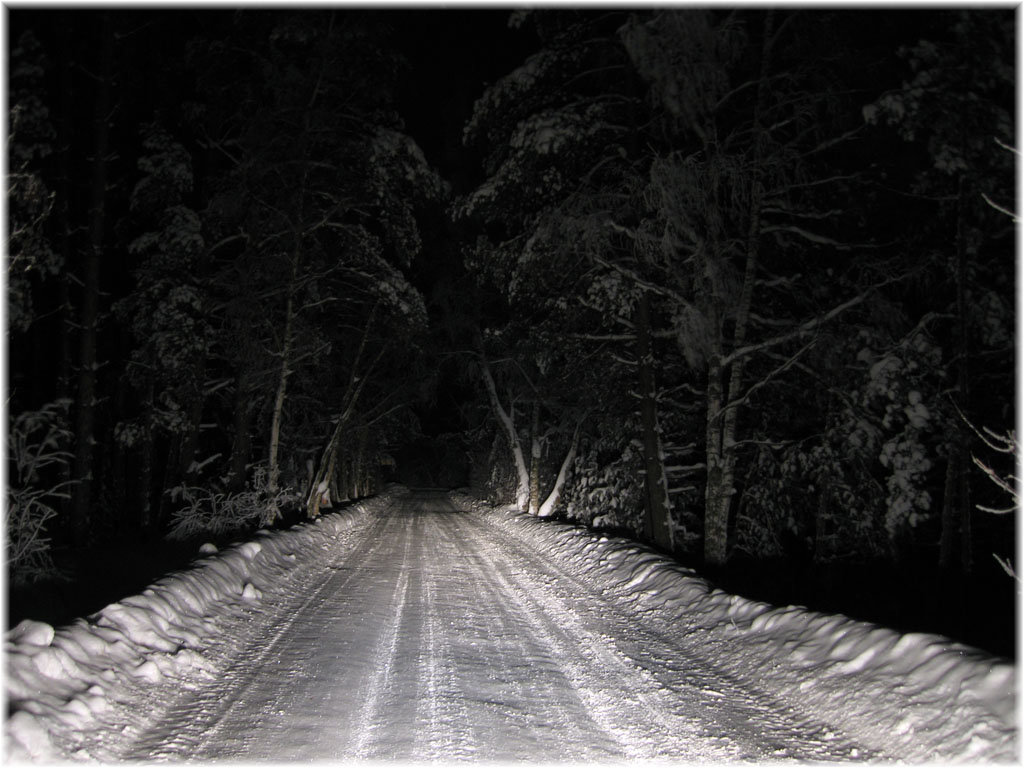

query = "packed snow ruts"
[449, 492, 1016, 763]
[5, 487, 1017, 762]
[4, 489, 402, 761]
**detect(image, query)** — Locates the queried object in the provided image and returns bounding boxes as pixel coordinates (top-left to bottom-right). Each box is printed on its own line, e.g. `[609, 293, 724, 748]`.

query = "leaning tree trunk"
[307, 417, 344, 518]
[306, 306, 381, 518]
[479, 356, 531, 511]
[635, 290, 673, 551]
[537, 418, 584, 518]
[70, 12, 112, 548]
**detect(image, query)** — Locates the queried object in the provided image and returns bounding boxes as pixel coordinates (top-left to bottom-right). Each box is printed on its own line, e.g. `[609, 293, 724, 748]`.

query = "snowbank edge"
[4, 487, 406, 762]
[452, 492, 1017, 763]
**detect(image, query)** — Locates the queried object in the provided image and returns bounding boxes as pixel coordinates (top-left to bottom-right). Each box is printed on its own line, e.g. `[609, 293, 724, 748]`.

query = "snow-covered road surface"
[6, 488, 1016, 762]
[120, 491, 865, 761]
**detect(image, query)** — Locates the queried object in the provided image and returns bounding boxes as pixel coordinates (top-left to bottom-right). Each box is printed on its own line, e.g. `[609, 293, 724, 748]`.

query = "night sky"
[5, 7, 1017, 657]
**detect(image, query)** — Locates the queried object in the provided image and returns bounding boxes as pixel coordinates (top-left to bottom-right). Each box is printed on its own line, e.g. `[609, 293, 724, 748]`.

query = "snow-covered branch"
[981, 192, 1018, 223]
[593, 254, 691, 307]
[760, 224, 861, 250]
[721, 274, 909, 368]
[714, 337, 816, 424]
[968, 425, 1019, 515]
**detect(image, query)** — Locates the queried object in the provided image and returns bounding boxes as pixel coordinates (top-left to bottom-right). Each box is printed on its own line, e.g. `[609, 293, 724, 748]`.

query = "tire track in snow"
[121, 509, 396, 760]
[438, 507, 723, 760]
[459, 509, 877, 761]
[430, 505, 639, 760]
[124, 492, 873, 762]
[347, 509, 412, 758]
[416, 508, 476, 760]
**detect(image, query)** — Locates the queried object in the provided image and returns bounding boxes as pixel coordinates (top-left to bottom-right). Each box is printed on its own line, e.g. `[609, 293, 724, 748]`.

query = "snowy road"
[122, 491, 872, 762]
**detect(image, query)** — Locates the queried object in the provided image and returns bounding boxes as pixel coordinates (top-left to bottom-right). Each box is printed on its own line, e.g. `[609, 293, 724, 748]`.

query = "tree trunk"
[704, 187, 761, 564]
[177, 367, 206, 480]
[702, 13, 773, 567]
[939, 446, 960, 568]
[226, 369, 253, 493]
[955, 176, 973, 575]
[337, 445, 350, 502]
[139, 380, 154, 532]
[307, 417, 344, 518]
[70, 12, 112, 547]
[479, 356, 531, 511]
[355, 427, 368, 498]
[538, 418, 584, 518]
[306, 306, 381, 516]
[268, 255, 299, 499]
[529, 400, 541, 515]
[703, 347, 728, 565]
[635, 291, 673, 550]
[55, 21, 74, 407]
[813, 479, 832, 563]
[937, 176, 973, 573]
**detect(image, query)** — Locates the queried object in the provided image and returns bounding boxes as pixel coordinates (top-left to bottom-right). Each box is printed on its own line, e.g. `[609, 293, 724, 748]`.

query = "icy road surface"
[123, 491, 870, 762]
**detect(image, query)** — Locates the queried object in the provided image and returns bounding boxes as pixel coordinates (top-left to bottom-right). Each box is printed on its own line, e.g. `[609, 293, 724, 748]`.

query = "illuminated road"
[124, 492, 871, 761]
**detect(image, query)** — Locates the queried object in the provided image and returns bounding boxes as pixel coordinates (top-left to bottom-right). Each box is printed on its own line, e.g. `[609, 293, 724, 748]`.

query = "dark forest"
[6, 8, 1016, 656]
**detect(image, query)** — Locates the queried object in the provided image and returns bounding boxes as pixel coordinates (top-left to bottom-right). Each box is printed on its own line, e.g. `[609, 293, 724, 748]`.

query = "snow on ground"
[449, 493, 1017, 763]
[5, 485, 1016, 763]
[4, 488, 402, 762]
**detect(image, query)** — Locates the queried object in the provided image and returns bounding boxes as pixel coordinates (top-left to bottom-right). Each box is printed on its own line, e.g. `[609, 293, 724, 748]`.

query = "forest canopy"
[5, 9, 1016, 652]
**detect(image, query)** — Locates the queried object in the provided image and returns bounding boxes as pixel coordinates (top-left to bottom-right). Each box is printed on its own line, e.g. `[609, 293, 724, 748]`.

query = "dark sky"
[8, 7, 530, 178]
[389, 9, 532, 178]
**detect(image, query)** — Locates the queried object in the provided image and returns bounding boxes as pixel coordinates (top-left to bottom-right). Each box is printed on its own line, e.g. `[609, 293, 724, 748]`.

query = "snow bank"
[4, 488, 404, 762]
[452, 493, 1017, 763]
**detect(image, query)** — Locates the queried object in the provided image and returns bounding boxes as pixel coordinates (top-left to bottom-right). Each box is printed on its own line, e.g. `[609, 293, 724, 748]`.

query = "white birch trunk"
[479, 358, 530, 510]
[537, 419, 584, 518]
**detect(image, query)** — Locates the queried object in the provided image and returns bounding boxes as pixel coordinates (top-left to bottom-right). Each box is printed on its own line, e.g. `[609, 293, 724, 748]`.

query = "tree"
[6, 30, 59, 335]
[865, 9, 1015, 572]
[69, 12, 114, 547]
[181, 11, 439, 524]
[458, 10, 658, 526]
[114, 124, 210, 532]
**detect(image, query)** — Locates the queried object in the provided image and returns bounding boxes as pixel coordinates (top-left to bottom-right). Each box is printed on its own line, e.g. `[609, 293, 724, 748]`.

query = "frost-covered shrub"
[857, 330, 942, 539]
[564, 439, 644, 534]
[736, 447, 805, 559]
[740, 326, 945, 562]
[166, 466, 297, 541]
[738, 439, 886, 562]
[483, 431, 519, 507]
[5, 401, 74, 583]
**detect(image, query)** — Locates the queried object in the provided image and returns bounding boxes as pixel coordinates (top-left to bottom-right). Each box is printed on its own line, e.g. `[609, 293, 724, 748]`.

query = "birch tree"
[458, 10, 655, 522]
[619, 10, 911, 564]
